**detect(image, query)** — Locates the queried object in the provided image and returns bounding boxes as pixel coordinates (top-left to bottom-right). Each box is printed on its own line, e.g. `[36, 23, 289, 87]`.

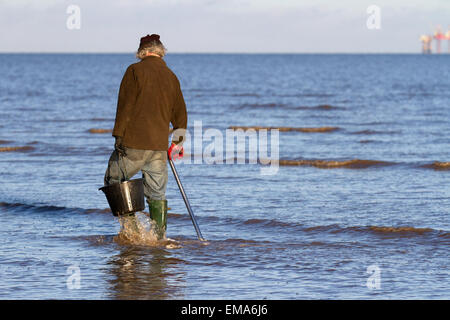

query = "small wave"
[88, 128, 113, 134]
[221, 238, 264, 245]
[295, 127, 339, 133]
[350, 129, 399, 135]
[422, 161, 450, 171]
[303, 224, 446, 238]
[231, 216, 447, 239]
[231, 93, 260, 97]
[90, 118, 115, 122]
[351, 130, 379, 135]
[303, 224, 341, 233]
[0, 146, 34, 152]
[0, 202, 170, 217]
[276, 93, 335, 98]
[0, 201, 78, 213]
[0, 201, 108, 215]
[0, 140, 12, 145]
[277, 159, 392, 169]
[217, 238, 270, 248]
[3, 201, 448, 243]
[314, 104, 340, 110]
[229, 126, 339, 133]
[239, 103, 283, 109]
[238, 103, 341, 110]
[243, 218, 303, 229]
[296, 104, 343, 110]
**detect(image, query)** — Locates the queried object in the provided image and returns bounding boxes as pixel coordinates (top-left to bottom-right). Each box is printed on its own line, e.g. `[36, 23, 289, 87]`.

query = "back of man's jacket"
[112, 55, 187, 150]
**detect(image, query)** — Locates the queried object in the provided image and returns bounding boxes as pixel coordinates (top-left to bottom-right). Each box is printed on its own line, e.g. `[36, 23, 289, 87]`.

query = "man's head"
[136, 34, 167, 59]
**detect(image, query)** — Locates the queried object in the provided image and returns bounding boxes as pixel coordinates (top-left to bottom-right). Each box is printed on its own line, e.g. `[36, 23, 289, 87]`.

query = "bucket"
[99, 178, 145, 216]
[99, 152, 145, 216]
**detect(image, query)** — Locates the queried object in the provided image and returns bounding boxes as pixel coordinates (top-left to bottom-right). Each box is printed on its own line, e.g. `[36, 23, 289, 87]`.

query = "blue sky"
[0, 0, 448, 53]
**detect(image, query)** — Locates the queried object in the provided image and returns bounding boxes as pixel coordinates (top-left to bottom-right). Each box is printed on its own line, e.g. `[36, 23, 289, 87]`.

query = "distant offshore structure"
[420, 26, 450, 54]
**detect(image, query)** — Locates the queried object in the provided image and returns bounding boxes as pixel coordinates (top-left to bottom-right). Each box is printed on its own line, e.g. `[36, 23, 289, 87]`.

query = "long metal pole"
[168, 158, 206, 241]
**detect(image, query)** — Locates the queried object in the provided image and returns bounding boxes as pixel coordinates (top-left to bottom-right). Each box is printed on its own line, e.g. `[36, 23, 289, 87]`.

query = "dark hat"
[139, 34, 161, 48]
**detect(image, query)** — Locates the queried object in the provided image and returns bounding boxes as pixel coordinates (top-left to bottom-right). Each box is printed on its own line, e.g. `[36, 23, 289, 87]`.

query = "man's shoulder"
[121, 62, 138, 76]
[126, 61, 141, 71]
[150, 59, 181, 83]
[166, 67, 180, 82]
[123, 59, 153, 77]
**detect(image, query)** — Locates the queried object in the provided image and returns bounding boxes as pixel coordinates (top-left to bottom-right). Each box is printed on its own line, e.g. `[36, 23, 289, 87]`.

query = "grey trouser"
[104, 148, 168, 201]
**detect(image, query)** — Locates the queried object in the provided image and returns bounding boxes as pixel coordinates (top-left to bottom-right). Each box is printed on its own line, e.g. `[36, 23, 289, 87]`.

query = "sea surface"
[0, 53, 449, 299]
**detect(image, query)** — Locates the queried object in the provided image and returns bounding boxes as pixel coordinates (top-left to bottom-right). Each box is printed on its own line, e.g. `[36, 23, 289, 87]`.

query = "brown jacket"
[112, 56, 187, 150]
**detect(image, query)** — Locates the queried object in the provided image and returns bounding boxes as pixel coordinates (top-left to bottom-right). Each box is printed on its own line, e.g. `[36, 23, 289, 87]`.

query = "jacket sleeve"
[112, 66, 138, 138]
[171, 77, 188, 144]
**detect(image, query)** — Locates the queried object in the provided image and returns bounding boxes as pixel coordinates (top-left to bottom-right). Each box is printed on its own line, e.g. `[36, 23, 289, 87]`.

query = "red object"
[168, 143, 184, 160]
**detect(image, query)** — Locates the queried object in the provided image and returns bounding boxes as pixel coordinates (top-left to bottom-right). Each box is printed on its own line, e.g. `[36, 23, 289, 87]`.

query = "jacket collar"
[141, 55, 166, 65]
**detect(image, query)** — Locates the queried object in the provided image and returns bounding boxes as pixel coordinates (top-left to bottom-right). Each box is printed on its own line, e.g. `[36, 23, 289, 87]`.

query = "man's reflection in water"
[107, 246, 186, 299]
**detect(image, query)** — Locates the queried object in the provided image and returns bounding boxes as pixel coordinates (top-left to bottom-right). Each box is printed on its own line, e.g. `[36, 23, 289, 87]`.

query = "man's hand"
[114, 136, 127, 156]
[168, 142, 184, 160]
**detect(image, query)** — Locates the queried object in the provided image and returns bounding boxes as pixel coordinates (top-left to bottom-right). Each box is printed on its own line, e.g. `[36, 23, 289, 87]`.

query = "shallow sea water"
[0, 53, 449, 299]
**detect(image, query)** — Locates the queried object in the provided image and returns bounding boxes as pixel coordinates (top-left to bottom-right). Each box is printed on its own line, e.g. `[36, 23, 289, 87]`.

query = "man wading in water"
[104, 34, 187, 239]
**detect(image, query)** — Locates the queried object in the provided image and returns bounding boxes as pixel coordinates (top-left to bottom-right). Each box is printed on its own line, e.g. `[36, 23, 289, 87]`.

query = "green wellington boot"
[148, 199, 168, 240]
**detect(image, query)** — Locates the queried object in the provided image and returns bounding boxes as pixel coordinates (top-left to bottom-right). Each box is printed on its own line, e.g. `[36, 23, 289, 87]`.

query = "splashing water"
[115, 212, 167, 246]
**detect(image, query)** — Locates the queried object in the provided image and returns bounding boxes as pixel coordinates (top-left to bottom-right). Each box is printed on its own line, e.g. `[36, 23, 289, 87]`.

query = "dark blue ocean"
[0, 53, 449, 299]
